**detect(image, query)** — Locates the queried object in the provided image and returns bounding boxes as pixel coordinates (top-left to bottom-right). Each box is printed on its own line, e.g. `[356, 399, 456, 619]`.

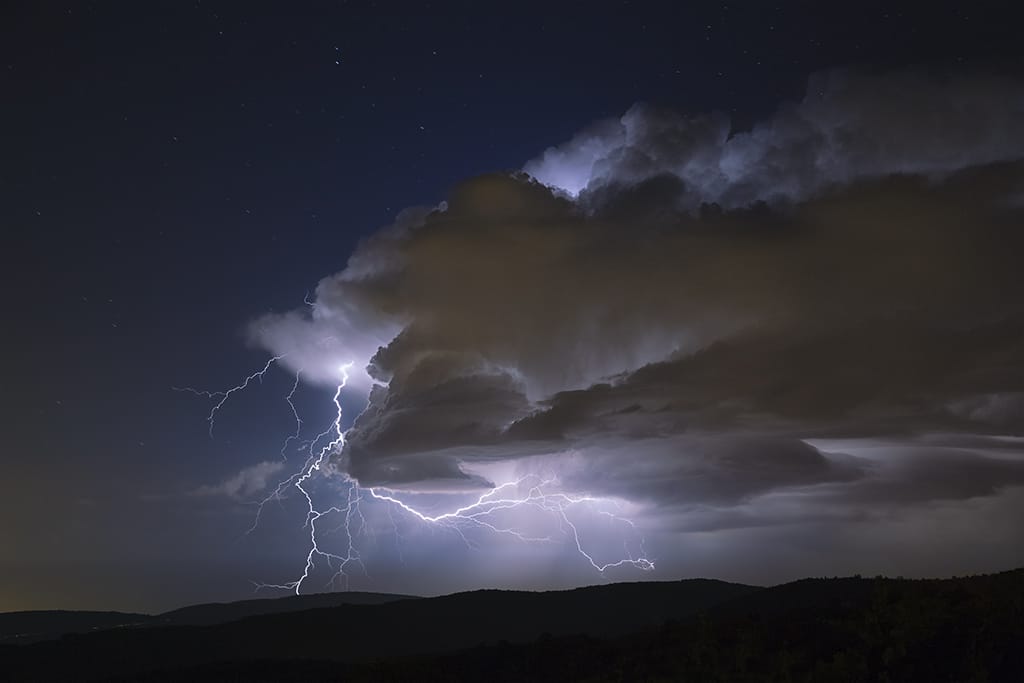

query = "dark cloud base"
[250, 68, 1024, 580]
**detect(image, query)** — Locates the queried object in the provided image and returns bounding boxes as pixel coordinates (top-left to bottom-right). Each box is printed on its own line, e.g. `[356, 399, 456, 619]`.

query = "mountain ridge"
[3, 571, 1021, 682]
[0, 591, 416, 644]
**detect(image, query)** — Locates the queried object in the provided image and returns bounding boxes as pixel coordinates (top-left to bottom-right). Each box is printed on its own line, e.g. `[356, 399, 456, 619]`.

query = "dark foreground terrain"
[2, 571, 1022, 682]
[0, 592, 415, 645]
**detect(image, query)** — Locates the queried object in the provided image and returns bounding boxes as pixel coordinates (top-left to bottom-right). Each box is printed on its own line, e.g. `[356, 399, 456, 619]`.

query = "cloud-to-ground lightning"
[251, 364, 366, 594]
[177, 358, 654, 595]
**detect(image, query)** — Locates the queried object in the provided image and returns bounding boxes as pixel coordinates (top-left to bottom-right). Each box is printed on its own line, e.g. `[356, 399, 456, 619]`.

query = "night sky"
[4, 1, 1024, 613]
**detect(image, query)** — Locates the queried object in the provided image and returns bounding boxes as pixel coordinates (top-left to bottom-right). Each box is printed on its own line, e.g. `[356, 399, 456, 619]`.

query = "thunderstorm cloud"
[250, 68, 1024, 572]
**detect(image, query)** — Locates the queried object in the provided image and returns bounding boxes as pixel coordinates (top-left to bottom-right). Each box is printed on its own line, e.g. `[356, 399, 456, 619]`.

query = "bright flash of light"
[177, 359, 654, 595]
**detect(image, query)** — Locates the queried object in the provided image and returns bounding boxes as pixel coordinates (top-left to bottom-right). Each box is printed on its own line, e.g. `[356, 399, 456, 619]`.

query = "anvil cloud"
[250, 68, 1024, 575]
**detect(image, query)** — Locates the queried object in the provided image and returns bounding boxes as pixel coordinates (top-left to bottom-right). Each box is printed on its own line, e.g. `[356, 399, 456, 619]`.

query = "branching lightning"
[279, 369, 303, 460]
[365, 480, 654, 573]
[173, 355, 284, 437]
[251, 365, 365, 593]
[177, 358, 654, 595]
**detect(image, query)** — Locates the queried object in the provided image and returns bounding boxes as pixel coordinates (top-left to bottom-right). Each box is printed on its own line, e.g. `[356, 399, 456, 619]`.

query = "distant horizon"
[6, 568, 1021, 681]
[8, 564, 1024, 616]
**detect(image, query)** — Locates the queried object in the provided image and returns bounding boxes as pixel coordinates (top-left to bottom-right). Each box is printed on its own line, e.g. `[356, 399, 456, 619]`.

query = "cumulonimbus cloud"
[526, 68, 1024, 207]
[249, 68, 1024, 535]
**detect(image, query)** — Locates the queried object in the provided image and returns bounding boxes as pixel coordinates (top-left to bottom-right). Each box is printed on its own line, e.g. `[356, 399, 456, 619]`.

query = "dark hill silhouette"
[0, 592, 413, 645]
[3, 572, 1022, 681]
[154, 590, 416, 626]
[0, 579, 758, 680]
[0, 611, 150, 645]
[359, 570, 1022, 683]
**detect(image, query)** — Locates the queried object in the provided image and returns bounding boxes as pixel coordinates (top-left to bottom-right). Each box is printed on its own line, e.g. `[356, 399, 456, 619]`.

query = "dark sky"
[3, 1, 1024, 613]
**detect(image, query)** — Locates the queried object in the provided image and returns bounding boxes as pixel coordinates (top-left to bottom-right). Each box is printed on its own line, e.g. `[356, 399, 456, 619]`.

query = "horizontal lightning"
[177, 358, 654, 595]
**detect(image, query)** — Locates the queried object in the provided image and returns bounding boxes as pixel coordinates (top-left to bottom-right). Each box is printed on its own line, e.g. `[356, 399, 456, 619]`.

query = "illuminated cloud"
[250, 68, 1024, 551]
[526, 68, 1024, 207]
[193, 460, 287, 501]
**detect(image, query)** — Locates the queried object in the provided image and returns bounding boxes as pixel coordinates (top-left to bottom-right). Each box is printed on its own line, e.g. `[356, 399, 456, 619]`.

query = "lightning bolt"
[173, 355, 284, 437]
[252, 364, 366, 594]
[279, 369, 303, 460]
[365, 480, 653, 572]
[177, 358, 654, 596]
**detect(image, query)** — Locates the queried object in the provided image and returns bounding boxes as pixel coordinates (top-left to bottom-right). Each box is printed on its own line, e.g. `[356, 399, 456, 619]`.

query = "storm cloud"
[251, 68, 1024, 547]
